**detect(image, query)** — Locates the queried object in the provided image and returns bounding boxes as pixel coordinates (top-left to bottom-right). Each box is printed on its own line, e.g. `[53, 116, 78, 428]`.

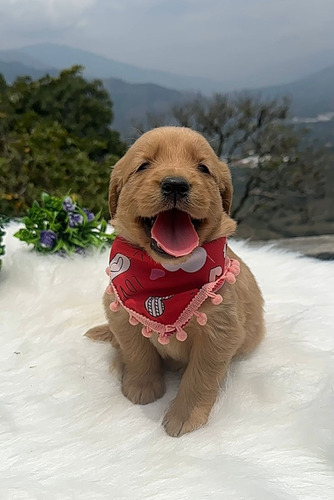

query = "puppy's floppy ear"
[108, 161, 123, 219]
[218, 161, 233, 214]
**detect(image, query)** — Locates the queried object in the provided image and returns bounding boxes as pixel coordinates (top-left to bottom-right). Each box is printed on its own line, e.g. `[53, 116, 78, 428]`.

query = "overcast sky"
[0, 0, 334, 86]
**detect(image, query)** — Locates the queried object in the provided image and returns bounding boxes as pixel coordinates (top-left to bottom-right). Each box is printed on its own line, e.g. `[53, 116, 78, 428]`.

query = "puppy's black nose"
[161, 177, 190, 199]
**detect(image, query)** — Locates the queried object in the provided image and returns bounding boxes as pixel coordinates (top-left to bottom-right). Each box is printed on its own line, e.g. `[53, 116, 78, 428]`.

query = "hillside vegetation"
[0, 61, 333, 239]
[1, 46, 334, 139]
[0, 67, 125, 217]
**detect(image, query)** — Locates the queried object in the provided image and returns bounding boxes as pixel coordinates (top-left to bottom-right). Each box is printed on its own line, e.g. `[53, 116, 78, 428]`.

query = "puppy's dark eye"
[136, 162, 150, 172]
[197, 164, 210, 174]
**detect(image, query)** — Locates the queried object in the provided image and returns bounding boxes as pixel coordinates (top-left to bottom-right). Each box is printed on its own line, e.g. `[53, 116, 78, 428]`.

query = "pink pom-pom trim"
[211, 294, 223, 305]
[110, 301, 120, 312]
[158, 335, 170, 345]
[229, 259, 240, 275]
[129, 315, 139, 326]
[176, 329, 187, 342]
[142, 326, 152, 338]
[195, 311, 207, 326]
[225, 272, 236, 284]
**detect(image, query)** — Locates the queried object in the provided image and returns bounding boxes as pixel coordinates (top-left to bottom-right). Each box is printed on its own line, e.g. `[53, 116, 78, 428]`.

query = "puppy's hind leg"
[85, 323, 124, 378]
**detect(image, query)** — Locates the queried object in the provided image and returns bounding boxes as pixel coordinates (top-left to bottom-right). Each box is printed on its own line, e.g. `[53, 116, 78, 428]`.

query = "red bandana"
[106, 236, 240, 345]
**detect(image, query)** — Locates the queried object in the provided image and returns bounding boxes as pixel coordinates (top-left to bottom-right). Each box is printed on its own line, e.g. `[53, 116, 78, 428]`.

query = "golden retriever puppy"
[86, 126, 264, 437]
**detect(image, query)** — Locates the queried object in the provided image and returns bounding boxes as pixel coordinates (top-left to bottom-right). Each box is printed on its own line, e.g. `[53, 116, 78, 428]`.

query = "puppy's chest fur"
[106, 284, 233, 367]
[150, 333, 190, 363]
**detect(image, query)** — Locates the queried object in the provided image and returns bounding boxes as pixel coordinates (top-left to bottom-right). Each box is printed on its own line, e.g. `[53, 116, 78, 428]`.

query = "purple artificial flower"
[83, 208, 94, 222]
[68, 212, 84, 228]
[40, 230, 57, 249]
[62, 196, 76, 212]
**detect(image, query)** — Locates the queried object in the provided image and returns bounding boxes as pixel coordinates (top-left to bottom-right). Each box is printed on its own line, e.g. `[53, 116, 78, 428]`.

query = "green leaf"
[14, 228, 34, 241]
[41, 192, 50, 203]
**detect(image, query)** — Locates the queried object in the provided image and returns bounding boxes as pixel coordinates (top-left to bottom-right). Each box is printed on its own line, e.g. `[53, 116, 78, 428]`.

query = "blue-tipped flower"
[62, 196, 76, 212]
[83, 208, 94, 222]
[40, 230, 57, 249]
[68, 212, 84, 228]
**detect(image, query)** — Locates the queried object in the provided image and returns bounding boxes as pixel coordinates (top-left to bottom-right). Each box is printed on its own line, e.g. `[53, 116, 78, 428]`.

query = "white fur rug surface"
[1, 223, 334, 500]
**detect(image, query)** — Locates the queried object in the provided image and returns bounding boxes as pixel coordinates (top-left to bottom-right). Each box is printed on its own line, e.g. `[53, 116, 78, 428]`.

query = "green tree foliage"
[0, 67, 126, 217]
[142, 93, 291, 161]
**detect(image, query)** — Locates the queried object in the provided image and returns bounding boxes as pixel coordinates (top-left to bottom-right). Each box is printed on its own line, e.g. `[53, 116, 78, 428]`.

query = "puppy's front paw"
[162, 400, 208, 437]
[122, 371, 165, 405]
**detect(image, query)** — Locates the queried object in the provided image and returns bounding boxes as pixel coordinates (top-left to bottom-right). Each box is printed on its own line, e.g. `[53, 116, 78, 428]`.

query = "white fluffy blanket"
[1, 223, 334, 499]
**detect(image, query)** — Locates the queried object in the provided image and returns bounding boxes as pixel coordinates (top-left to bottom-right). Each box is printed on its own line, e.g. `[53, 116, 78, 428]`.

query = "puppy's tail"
[84, 323, 119, 347]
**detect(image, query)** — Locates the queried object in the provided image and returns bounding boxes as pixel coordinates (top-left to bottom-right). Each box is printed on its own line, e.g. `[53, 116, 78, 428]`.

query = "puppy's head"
[109, 127, 236, 263]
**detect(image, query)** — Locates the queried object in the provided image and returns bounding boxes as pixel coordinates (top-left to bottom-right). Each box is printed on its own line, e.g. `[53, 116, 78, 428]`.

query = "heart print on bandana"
[109, 253, 131, 279]
[162, 247, 207, 273]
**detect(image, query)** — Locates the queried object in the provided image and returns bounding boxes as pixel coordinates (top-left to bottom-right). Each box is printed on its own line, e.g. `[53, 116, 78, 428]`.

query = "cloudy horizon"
[0, 0, 334, 87]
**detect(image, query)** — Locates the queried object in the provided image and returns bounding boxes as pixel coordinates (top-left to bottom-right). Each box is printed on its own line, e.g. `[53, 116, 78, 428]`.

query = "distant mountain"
[0, 60, 51, 83]
[0, 57, 191, 137]
[253, 65, 334, 117]
[6, 43, 230, 95]
[0, 49, 51, 70]
[107, 63, 334, 142]
[2, 44, 333, 116]
[1, 45, 333, 141]
[241, 48, 334, 91]
[103, 77, 193, 138]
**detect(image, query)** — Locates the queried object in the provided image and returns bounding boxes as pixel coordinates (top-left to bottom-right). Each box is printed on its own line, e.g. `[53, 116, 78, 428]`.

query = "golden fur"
[86, 127, 265, 437]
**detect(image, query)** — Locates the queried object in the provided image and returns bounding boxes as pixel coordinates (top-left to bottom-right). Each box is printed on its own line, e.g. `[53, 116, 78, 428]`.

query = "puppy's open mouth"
[140, 209, 202, 258]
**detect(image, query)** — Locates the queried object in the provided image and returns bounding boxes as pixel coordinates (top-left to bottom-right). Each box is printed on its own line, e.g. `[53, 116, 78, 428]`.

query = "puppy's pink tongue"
[152, 210, 199, 257]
